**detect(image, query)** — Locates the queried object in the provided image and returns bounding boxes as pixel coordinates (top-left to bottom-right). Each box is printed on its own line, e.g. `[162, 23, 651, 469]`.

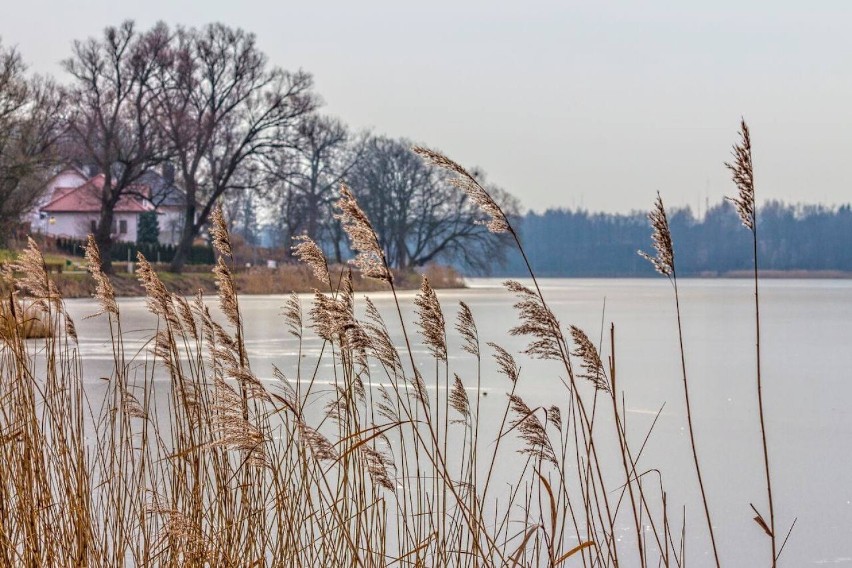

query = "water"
[61, 278, 852, 566]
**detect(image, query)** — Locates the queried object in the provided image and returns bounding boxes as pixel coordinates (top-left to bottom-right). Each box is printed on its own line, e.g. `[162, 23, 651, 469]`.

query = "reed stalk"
[726, 119, 777, 566]
[639, 192, 721, 567]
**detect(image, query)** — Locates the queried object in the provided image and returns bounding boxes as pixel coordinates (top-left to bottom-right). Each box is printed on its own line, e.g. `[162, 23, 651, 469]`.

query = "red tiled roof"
[41, 175, 152, 213]
[51, 187, 78, 199]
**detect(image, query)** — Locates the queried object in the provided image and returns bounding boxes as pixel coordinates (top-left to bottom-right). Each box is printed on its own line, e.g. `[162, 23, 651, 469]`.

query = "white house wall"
[158, 207, 185, 245]
[42, 212, 140, 243]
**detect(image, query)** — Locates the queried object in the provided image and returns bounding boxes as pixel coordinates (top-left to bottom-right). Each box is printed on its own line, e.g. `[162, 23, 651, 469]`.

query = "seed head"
[725, 118, 756, 231]
[569, 325, 610, 392]
[334, 184, 392, 282]
[455, 301, 479, 357]
[210, 205, 232, 258]
[638, 192, 675, 278]
[84, 235, 117, 317]
[413, 146, 509, 234]
[414, 276, 446, 360]
[292, 235, 330, 286]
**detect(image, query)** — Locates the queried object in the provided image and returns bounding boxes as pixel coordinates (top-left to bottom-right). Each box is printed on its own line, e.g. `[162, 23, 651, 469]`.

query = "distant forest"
[494, 199, 852, 277]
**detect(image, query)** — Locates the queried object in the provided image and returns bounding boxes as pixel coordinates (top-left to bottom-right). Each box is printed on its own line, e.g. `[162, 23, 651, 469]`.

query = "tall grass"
[0, 136, 785, 566]
[638, 193, 720, 567]
[726, 119, 791, 566]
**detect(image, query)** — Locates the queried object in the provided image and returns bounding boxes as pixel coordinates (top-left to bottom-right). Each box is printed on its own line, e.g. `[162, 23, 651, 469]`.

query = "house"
[39, 174, 152, 242]
[28, 165, 90, 231]
[35, 164, 189, 245]
[137, 165, 188, 245]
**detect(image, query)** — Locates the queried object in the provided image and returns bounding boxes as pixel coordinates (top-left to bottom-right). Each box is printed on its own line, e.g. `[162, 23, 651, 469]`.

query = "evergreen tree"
[137, 211, 160, 245]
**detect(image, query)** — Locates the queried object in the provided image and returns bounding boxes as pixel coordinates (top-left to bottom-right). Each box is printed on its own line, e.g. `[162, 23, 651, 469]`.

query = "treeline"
[495, 200, 852, 277]
[0, 22, 516, 273]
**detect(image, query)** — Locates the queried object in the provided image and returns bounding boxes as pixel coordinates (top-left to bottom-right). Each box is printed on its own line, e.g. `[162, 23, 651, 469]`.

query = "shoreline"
[54, 268, 852, 299]
[43, 263, 466, 299]
[489, 270, 852, 280]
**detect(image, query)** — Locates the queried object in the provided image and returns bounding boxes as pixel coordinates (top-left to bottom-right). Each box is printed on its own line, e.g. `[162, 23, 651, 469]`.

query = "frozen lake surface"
[62, 277, 852, 566]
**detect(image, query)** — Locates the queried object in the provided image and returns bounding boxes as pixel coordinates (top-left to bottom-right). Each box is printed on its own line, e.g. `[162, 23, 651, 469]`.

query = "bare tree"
[63, 21, 172, 272]
[265, 114, 362, 251]
[346, 135, 518, 272]
[0, 41, 66, 246]
[155, 23, 316, 272]
[221, 174, 262, 248]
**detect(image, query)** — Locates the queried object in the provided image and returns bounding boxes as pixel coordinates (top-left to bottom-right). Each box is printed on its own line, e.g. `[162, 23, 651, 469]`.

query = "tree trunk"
[0, 220, 12, 248]
[332, 237, 343, 264]
[169, 201, 197, 273]
[95, 206, 116, 274]
[306, 193, 319, 243]
[395, 234, 408, 270]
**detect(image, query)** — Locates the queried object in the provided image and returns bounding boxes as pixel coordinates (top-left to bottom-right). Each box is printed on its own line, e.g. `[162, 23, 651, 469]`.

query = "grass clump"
[0, 128, 788, 566]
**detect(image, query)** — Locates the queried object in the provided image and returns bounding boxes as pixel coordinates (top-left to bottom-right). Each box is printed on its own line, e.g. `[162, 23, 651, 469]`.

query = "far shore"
[711, 269, 852, 279]
[32, 263, 466, 299]
[485, 270, 852, 280]
[9, 263, 852, 301]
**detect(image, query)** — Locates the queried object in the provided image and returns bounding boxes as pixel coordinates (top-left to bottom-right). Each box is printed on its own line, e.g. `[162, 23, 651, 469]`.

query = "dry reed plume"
[640, 191, 721, 567]
[726, 118, 785, 566]
[0, 134, 783, 567]
[412, 146, 509, 234]
[335, 183, 393, 282]
[638, 192, 674, 278]
[726, 119, 756, 231]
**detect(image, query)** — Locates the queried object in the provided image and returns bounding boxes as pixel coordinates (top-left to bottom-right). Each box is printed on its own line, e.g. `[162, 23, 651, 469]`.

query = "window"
[90, 220, 97, 232]
[119, 220, 127, 234]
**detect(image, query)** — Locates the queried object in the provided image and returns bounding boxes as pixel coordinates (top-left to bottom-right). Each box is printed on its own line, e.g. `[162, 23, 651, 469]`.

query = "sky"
[4, 0, 852, 214]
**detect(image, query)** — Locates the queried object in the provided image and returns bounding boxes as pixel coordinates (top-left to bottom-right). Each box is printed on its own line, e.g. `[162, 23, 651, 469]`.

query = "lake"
[62, 277, 852, 566]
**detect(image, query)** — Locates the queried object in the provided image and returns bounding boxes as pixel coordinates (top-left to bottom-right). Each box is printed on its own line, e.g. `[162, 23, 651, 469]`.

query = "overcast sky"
[4, 1, 852, 213]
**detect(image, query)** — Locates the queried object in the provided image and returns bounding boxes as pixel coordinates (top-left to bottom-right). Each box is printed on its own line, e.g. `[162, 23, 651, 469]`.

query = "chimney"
[162, 163, 175, 185]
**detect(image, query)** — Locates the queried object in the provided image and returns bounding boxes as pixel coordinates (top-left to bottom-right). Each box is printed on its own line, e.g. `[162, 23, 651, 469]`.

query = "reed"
[726, 119, 783, 566]
[639, 192, 720, 566]
[0, 139, 779, 567]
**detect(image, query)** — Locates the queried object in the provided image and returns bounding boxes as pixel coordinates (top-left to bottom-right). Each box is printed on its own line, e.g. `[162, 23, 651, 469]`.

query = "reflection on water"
[62, 278, 852, 566]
